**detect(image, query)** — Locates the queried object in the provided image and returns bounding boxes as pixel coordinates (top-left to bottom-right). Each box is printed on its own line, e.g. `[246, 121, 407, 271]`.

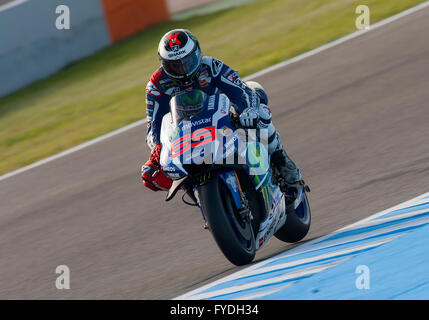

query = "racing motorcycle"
[159, 88, 311, 266]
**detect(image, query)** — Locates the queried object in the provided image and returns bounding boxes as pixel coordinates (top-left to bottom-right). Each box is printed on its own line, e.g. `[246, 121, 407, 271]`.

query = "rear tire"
[198, 177, 256, 266]
[274, 192, 311, 243]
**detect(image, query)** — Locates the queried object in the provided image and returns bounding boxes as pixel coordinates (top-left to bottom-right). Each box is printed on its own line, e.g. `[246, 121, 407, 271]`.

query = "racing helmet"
[158, 29, 203, 86]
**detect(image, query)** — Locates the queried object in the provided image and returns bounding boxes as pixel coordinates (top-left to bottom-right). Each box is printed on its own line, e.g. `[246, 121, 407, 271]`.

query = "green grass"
[0, 0, 425, 175]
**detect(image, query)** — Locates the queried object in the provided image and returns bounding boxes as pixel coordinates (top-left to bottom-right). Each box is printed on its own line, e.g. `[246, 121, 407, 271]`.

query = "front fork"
[219, 170, 253, 222]
[195, 170, 253, 230]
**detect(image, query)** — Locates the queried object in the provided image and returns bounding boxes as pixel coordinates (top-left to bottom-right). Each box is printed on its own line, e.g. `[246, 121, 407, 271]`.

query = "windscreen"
[170, 90, 207, 125]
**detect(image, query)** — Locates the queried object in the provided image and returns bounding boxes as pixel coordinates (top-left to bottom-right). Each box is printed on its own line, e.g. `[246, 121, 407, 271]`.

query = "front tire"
[198, 177, 256, 266]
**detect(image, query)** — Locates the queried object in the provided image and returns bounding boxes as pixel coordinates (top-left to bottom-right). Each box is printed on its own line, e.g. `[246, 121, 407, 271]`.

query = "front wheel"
[198, 177, 255, 266]
[274, 192, 311, 243]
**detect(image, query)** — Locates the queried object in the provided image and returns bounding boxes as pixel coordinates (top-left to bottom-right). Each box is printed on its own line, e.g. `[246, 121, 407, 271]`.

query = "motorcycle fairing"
[160, 91, 291, 251]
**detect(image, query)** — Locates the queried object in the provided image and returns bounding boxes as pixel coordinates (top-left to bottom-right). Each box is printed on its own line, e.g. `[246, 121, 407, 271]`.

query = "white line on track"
[231, 282, 293, 300]
[178, 259, 347, 300]
[1, 0, 429, 182]
[0, 119, 147, 182]
[247, 0, 429, 80]
[0, 0, 29, 12]
[232, 283, 293, 300]
[239, 237, 397, 277]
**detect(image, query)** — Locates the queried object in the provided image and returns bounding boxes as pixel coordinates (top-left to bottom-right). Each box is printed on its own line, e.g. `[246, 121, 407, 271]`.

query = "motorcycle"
[159, 88, 311, 266]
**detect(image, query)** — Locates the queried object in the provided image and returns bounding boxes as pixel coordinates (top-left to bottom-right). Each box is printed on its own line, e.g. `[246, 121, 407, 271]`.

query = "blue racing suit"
[145, 56, 260, 149]
[143, 56, 301, 186]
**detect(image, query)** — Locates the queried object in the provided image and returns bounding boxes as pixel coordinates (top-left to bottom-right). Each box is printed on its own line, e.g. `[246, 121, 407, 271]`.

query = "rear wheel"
[274, 192, 311, 243]
[198, 176, 256, 266]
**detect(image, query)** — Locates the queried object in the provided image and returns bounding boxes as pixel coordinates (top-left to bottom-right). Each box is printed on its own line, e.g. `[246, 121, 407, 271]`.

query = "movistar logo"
[182, 118, 211, 130]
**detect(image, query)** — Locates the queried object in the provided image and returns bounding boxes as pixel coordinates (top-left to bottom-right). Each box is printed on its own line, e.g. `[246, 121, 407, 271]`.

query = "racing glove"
[239, 107, 260, 128]
[141, 144, 173, 192]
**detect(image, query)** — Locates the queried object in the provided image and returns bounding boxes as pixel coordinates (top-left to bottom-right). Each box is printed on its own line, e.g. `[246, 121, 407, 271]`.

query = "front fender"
[165, 170, 244, 211]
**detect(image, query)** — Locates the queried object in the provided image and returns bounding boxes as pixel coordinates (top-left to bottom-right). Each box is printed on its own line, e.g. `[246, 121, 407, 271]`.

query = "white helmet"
[158, 29, 203, 86]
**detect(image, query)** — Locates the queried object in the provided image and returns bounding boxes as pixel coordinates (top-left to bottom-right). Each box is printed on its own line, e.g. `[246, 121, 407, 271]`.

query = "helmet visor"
[162, 47, 202, 79]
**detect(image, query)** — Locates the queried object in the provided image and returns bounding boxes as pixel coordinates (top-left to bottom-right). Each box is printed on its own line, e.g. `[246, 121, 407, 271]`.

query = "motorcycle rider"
[141, 29, 301, 194]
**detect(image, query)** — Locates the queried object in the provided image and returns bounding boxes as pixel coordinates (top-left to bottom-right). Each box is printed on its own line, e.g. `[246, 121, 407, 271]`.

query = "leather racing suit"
[142, 56, 301, 192]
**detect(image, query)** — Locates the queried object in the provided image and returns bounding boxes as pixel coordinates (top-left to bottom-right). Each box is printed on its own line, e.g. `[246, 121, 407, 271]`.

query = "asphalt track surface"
[1, 7, 429, 299]
[0, 0, 14, 6]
